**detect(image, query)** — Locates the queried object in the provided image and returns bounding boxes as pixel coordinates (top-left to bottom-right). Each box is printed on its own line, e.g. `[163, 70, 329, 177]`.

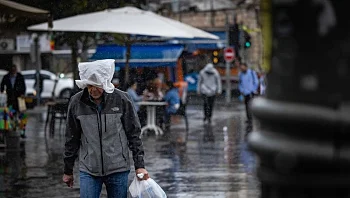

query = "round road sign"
[224, 47, 235, 62]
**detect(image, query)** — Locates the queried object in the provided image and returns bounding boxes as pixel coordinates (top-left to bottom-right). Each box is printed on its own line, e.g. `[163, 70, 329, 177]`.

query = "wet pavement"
[0, 103, 259, 198]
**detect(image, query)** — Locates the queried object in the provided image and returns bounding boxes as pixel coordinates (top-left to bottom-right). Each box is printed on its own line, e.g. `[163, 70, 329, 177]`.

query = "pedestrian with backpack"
[238, 63, 259, 127]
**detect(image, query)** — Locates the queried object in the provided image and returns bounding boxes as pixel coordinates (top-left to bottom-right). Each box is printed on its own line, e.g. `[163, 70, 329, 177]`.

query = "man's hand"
[136, 168, 150, 181]
[63, 174, 74, 188]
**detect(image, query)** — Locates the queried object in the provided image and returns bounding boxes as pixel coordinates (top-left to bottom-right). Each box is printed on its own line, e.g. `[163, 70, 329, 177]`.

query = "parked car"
[22, 70, 74, 100]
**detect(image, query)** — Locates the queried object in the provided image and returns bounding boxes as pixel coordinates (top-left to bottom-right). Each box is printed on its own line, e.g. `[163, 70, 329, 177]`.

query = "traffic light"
[212, 50, 219, 64]
[243, 31, 251, 49]
[211, 50, 225, 66]
[229, 24, 240, 48]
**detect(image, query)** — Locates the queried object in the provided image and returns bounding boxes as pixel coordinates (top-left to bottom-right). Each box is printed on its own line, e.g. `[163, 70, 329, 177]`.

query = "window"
[23, 74, 35, 80]
[41, 74, 51, 80]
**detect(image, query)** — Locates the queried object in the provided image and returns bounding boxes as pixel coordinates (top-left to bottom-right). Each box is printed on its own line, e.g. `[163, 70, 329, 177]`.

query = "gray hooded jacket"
[64, 88, 144, 176]
[197, 63, 222, 96]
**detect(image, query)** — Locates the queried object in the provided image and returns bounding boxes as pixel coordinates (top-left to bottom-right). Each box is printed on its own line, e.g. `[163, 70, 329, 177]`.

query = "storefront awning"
[169, 31, 226, 52]
[90, 44, 184, 68]
[0, 0, 49, 18]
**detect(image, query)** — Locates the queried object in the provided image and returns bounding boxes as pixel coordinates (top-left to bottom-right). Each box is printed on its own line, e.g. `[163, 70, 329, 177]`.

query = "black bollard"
[248, 0, 350, 197]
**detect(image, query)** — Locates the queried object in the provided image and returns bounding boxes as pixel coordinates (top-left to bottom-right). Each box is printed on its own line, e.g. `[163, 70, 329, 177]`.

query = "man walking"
[197, 62, 222, 124]
[0, 64, 26, 112]
[62, 59, 149, 198]
[238, 62, 259, 126]
[1, 64, 26, 138]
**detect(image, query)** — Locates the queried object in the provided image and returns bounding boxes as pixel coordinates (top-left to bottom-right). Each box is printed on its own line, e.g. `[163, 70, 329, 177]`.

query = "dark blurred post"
[227, 15, 240, 104]
[225, 13, 231, 104]
[229, 19, 240, 58]
[35, 37, 41, 106]
[30, 34, 41, 106]
[249, 0, 350, 197]
[124, 35, 131, 88]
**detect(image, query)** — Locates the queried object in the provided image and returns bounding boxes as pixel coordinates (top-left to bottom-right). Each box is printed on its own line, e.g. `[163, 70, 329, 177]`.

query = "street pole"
[225, 12, 231, 104]
[30, 34, 41, 107]
[239, 27, 245, 63]
[248, 1, 350, 197]
[34, 37, 41, 107]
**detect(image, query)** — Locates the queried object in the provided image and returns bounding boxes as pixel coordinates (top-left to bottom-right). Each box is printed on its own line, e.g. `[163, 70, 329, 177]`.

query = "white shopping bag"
[17, 97, 27, 112]
[129, 176, 167, 198]
[0, 93, 7, 107]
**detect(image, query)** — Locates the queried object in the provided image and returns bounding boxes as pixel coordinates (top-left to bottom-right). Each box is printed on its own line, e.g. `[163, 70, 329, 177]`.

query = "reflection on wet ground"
[0, 105, 259, 198]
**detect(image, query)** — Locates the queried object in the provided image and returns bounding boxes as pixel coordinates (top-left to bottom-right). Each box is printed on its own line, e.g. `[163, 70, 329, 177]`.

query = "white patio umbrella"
[28, 6, 218, 39]
[28, 6, 219, 84]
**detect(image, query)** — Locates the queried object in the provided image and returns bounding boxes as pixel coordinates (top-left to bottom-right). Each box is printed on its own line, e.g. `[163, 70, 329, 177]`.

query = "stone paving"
[0, 104, 259, 198]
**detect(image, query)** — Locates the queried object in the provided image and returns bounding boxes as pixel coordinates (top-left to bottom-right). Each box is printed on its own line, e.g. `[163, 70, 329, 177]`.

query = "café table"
[45, 99, 69, 136]
[138, 101, 167, 136]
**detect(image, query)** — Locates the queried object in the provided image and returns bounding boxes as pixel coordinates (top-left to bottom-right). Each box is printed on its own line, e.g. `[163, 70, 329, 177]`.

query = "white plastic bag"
[75, 59, 115, 93]
[0, 93, 7, 107]
[17, 97, 26, 112]
[129, 176, 167, 198]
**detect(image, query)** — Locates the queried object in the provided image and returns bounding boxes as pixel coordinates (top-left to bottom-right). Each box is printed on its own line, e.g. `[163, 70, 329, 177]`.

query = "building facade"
[152, 0, 262, 71]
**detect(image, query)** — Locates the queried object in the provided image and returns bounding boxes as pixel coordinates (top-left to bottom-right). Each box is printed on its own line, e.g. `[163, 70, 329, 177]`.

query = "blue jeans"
[80, 171, 130, 198]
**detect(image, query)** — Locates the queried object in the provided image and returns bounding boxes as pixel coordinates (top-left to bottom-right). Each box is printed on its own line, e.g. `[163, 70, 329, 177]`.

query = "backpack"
[250, 69, 260, 95]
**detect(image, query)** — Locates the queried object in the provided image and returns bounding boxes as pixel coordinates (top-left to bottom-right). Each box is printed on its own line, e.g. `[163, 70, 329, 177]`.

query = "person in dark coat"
[63, 59, 148, 197]
[0, 64, 26, 112]
[34, 70, 44, 101]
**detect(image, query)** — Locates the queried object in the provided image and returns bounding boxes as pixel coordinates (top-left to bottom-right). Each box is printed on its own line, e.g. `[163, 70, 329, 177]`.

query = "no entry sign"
[224, 47, 235, 63]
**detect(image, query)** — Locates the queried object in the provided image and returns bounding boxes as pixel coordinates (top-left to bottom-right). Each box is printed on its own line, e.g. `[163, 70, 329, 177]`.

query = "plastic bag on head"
[75, 59, 115, 93]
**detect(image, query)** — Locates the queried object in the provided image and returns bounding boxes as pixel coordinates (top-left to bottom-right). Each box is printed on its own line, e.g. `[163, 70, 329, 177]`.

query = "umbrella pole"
[124, 34, 131, 88]
[70, 38, 79, 94]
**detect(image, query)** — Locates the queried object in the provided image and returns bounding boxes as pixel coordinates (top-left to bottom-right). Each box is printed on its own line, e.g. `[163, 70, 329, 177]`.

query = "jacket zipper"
[119, 133, 127, 163]
[84, 138, 89, 160]
[96, 109, 105, 175]
[83, 152, 88, 160]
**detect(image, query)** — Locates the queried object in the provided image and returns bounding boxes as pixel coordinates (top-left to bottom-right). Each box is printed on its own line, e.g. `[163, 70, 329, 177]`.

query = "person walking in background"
[63, 59, 149, 198]
[197, 62, 222, 124]
[34, 70, 44, 104]
[238, 62, 259, 129]
[127, 80, 143, 112]
[143, 78, 165, 127]
[163, 81, 180, 131]
[0, 64, 26, 112]
[258, 72, 267, 95]
[143, 78, 164, 101]
[1, 64, 26, 138]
